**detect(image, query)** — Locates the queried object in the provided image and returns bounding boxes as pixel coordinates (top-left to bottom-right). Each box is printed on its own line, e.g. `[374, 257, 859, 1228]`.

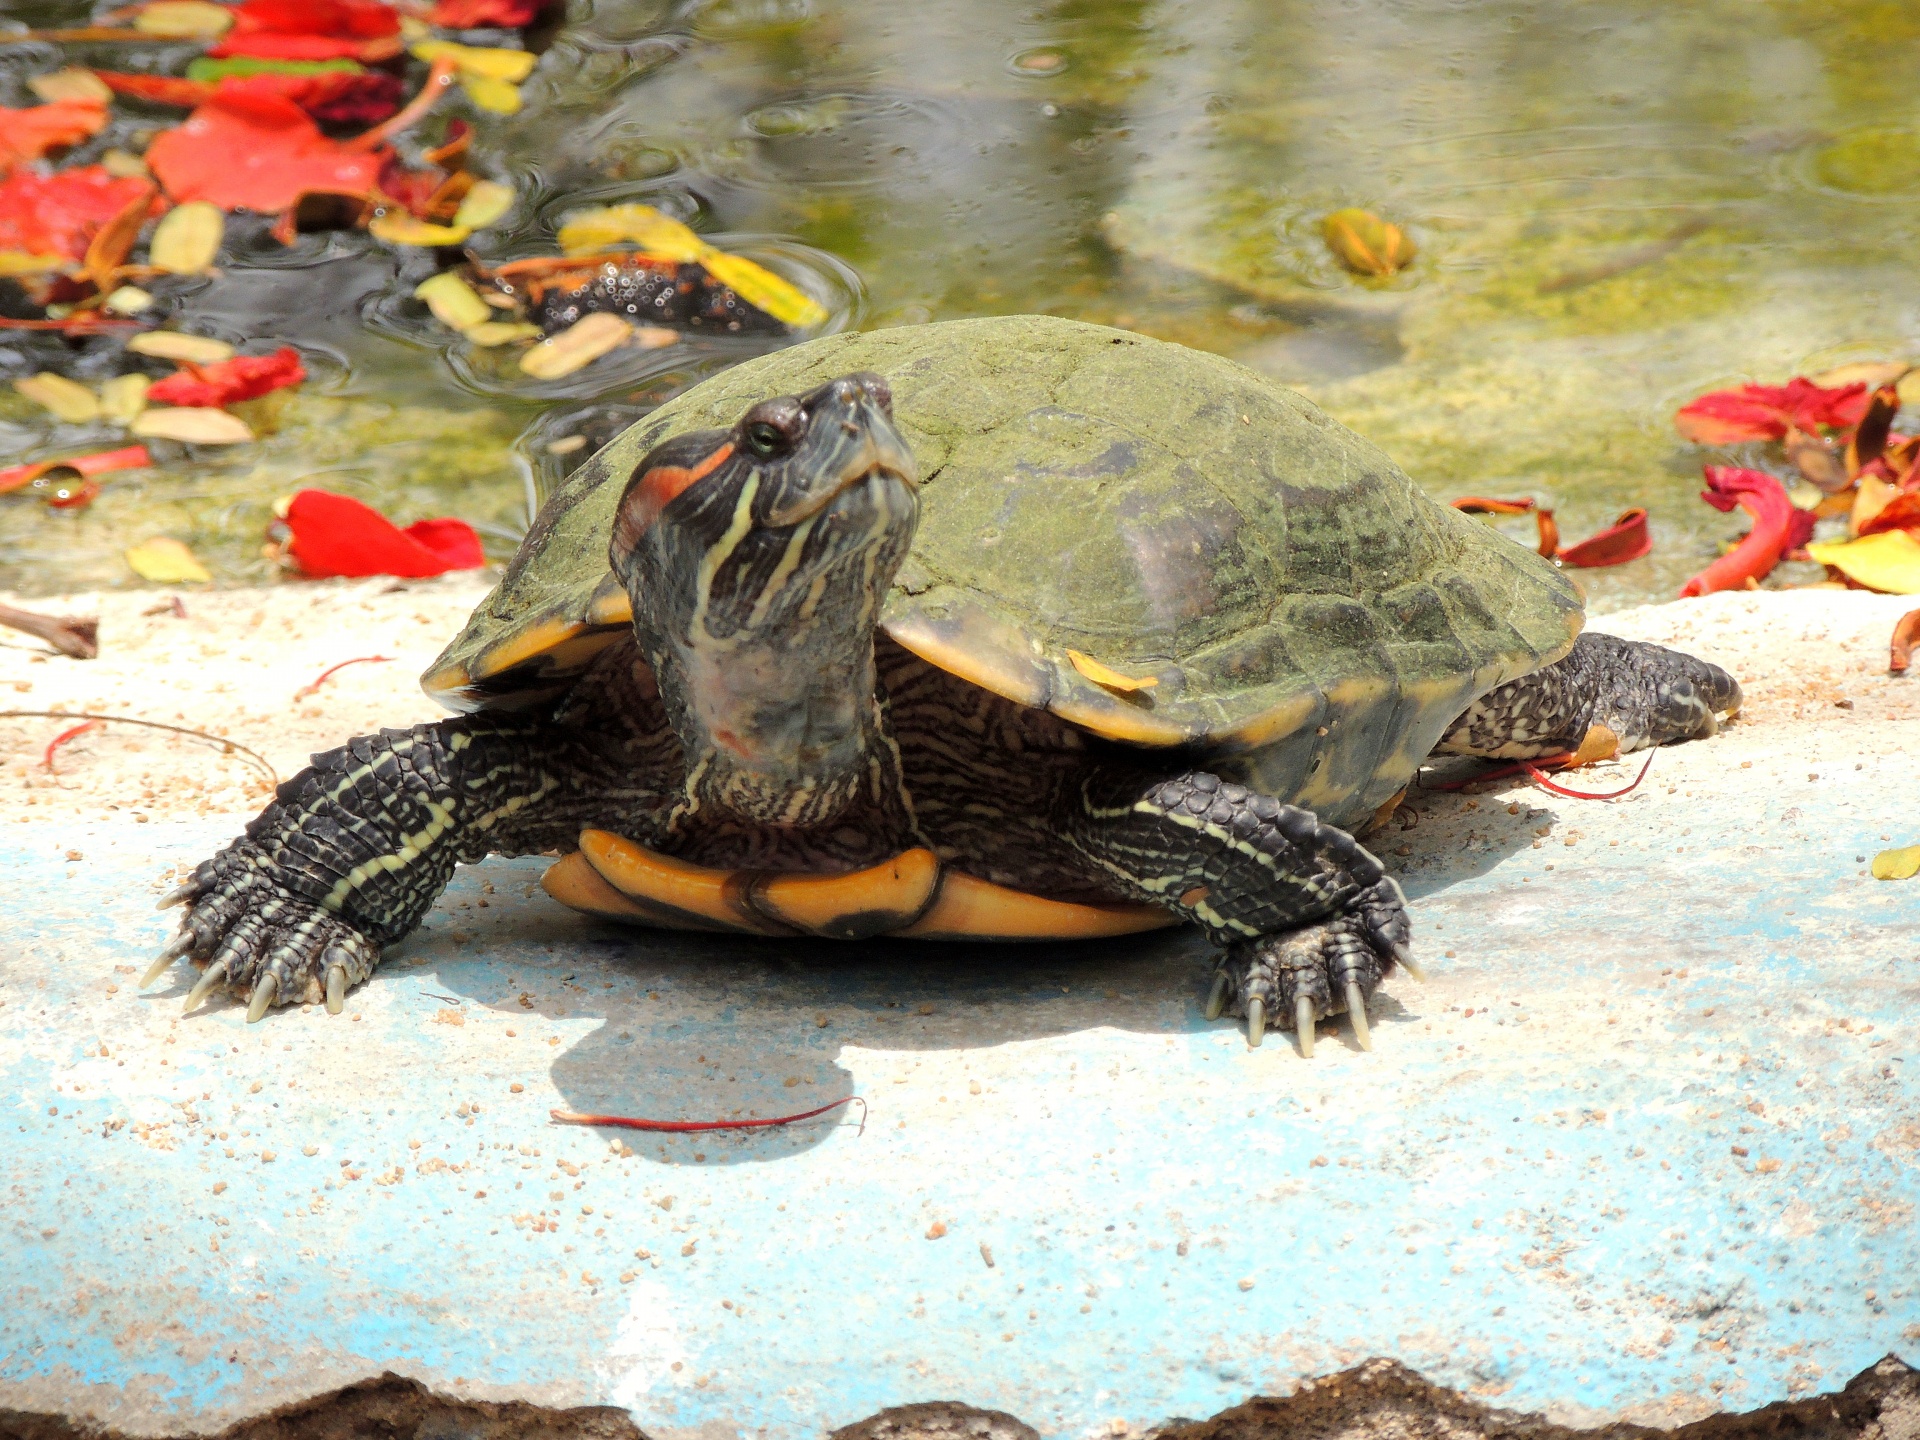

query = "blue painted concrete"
[2, 793, 1915, 1436]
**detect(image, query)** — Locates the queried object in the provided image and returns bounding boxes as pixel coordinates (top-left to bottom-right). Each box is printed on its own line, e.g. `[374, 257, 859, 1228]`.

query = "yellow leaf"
[410, 40, 536, 80]
[452, 180, 514, 231]
[414, 272, 493, 331]
[518, 313, 633, 379]
[132, 407, 256, 444]
[699, 251, 828, 329]
[557, 203, 706, 261]
[1871, 845, 1920, 880]
[459, 74, 522, 114]
[126, 537, 212, 584]
[1322, 207, 1416, 277]
[149, 201, 224, 275]
[0, 251, 66, 277]
[101, 148, 150, 180]
[464, 320, 542, 347]
[14, 373, 99, 424]
[104, 285, 153, 315]
[127, 331, 233, 365]
[633, 325, 680, 349]
[134, 0, 233, 36]
[369, 212, 472, 247]
[1067, 649, 1159, 693]
[99, 374, 150, 425]
[1805, 531, 1920, 594]
[1808, 360, 1911, 391]
[27, 69, 114, 105]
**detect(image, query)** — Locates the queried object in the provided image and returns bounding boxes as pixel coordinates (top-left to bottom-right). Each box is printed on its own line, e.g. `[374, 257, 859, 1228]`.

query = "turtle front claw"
[144, 842, 383, 1021]
[1210, 876, 1415, 1055]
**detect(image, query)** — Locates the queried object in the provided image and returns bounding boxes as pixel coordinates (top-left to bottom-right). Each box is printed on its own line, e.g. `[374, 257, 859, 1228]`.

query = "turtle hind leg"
[1437, 631, 1741, 759]
[1061, 768, 1415, 1052]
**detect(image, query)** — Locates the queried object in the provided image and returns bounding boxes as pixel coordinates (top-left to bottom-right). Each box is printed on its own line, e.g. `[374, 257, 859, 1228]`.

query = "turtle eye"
[745, 421, 788, 458]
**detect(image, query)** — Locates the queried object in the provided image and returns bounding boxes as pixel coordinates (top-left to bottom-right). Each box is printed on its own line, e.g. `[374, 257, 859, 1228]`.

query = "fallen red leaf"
[43, 719, 100, 772]
[1680, 466, 1814, 597]
[1675, 378, 1870, 445]
[550, 1095, 864, 1133]
[0, 100, 108, 177]
[0, 166, 157, 263]
[146, 89, 388, 212]
[282, 489, 484, 578]
[430, 0, 550, 24]
[210, 0, 404, 59]
[148, 347, 308, 407]
[93, 71, 217, 107]
[1451, 496, 1536, 515]
[1557, 507, 1651, 568]
[1892, 609, 1920, 674]
[1857, 488, 1920, 539]
[292, 653, 392, 700]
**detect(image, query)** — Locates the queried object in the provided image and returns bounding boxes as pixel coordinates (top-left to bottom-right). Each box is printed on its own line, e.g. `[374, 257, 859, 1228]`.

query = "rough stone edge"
[1, 1357, 1913, 1440]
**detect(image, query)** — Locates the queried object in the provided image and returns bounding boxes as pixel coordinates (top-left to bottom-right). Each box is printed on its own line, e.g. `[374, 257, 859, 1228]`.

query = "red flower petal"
[1858, 488, 1920, 539]
[284, 489, 484, 578]
[230, 0, 401, 39]
[0, 100, 108, 177]
[1675, 378, 1871, 445]
[93, 71, 216, 107]
[146, 90, 387, 212]
[1556, 507, 1652, 568]
[148, 348, 307, 407]
[0, 166, 155, 262]
[1679, 466, 1810, 597]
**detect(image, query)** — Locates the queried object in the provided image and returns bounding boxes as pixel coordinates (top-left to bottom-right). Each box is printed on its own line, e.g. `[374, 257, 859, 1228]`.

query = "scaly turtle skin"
[144, 316, 1741, 1052]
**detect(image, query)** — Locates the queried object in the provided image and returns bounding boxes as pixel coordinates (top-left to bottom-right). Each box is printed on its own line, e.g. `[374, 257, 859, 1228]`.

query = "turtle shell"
[425, 315, 1580, 828]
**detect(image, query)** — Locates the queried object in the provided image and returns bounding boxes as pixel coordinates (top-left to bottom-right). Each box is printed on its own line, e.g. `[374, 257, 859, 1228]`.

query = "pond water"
[4, 0, 1916, 604]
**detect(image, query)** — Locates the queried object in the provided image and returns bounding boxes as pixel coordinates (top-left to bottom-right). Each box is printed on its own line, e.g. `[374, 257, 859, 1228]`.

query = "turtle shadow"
[401, 855, 1468, 1167]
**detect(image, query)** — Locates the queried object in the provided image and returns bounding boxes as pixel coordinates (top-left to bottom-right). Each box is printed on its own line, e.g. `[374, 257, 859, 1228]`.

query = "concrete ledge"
[2, 589, 1915, 1436]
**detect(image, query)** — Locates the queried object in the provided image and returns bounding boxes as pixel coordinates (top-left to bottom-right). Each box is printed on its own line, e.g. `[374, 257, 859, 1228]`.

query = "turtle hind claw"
[141, 933, 192, 988]
[1295, 994, 1315, 1058]
[1204, 971, 1229, 1021]
[245, 973, 278, 1023]
[1246, 995, 1266, 1048]
[156, 883, 195, 911]
[1344, 979, 1372, 1050]
[184, 960, 228, 1013]
[325, 965, 347, 1015]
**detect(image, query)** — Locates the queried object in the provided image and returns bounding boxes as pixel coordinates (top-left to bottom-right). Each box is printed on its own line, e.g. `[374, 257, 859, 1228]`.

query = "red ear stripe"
[630, 442, 735, 534]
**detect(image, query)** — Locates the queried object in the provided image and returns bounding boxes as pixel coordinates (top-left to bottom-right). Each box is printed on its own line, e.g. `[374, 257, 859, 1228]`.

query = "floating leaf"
[0, 166, 153, 264]
[146, 90, 386, 213]
[132, 407, 256, 444]
[27, 70, 113, 106]
[1681, 466, 1813, 597]
[94, 71, 215, 107]
[104, 286, 154, 315]
[14, 373, 100, 424]
[1322, 208, 1416, 277]
[126, 536, 213, 583]
[0, 443, 150, 495]
[1674, 378, 1871, 445]
[368, 211, 471, 246]
[0, 251, 66, 276]
[554, 204, 827, 327]
[1805, 531, 1920, 594]
[451, 179, 513, 231]
[148, 347, 305, 407]
[415, 272, 493, 330]
[1557, 507, 1652, 568]
[633, 324, 680, 349]
[429, 0, 550, 25]
[410, 40, 537, 81]
[518, 312, 633, 378]
[461, 74, 522, 113]
[464, 320, 541, 347]
[699, 252, 828, 329]
[212, 0, 402, 61]
[128, 331, 235, 365]
[1858, 488, 1920, 540]
[0, 100, 109, 178]
[1067, 649, 1158, 692]
[1871, 845, 1920, 881]
[134, 1, 235, 37]
[83, 181, 157, 287]
[280, 488, 484, 578]
[99, 374, 151, 423]
[102, 149, 150, 180]
[558, 203, 705, 259]
[150, 201, 226, 275]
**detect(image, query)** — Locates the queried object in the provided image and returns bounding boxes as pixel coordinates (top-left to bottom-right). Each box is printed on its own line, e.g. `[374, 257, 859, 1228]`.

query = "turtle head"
[610, 372, 919, 826]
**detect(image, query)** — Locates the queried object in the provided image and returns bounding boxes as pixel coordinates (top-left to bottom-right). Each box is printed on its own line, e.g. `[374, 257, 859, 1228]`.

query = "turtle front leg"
[1062, 770, 1413, 1054]
[142, 717, 597, 1020]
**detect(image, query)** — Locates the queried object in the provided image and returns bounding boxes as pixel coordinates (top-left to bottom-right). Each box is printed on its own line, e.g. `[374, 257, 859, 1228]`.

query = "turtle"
[142, 315, 1741, 1052]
